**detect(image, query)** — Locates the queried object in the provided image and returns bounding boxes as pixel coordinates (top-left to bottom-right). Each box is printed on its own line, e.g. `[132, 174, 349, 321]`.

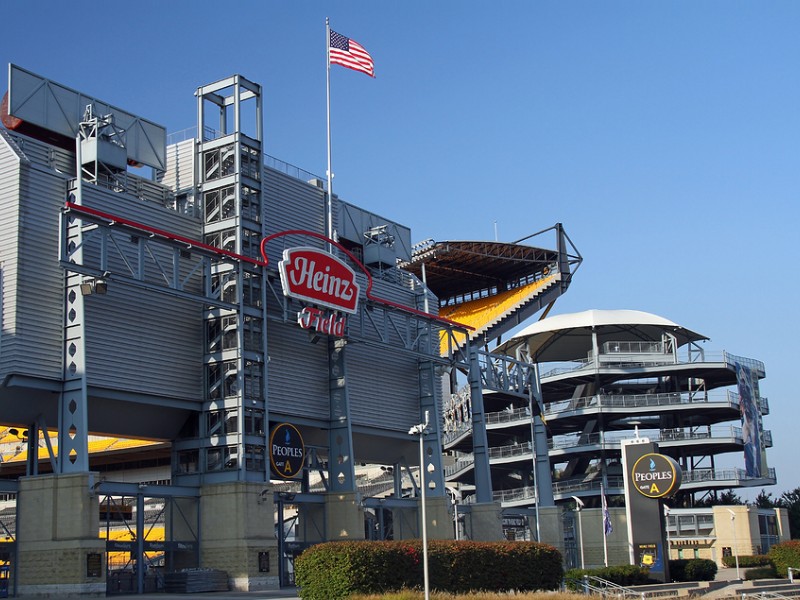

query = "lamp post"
[572, 496, 585, 569]
[446, 487, 460, 541]
[409, 411, 431, 600]
[727, 509, 740, 580]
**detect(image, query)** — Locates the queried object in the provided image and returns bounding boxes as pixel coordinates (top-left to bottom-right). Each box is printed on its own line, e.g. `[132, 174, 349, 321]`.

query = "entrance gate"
[99, 484, 199, 596]
[274, 492, 325, 587]
[0, 487, 16, 598]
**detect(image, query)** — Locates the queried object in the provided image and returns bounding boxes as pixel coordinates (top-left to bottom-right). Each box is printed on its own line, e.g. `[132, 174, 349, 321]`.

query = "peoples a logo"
[631, 453, 682, 499]
[278, 247, 360, 314]
[270, 423, 305, 480]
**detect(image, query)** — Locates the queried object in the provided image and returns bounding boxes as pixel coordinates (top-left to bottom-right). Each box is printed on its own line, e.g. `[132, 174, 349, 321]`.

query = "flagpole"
[325, 17, 334, 244]
[601, 479, 610, 567]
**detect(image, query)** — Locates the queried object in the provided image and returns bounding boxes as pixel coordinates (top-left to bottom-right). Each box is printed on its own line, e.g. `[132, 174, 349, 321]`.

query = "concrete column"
[16, 472, 105, 597]
[466, 502, 503, 541]
[199, 482, 278, 591]
[537, 505, 565, 554]
[424, 496, 454, 540]
[325, 492, 364, 540]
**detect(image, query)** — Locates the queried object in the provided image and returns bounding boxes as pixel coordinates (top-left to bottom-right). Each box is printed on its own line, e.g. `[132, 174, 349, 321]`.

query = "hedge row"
[565, 559, 716, 587]
[294, 539, 563, 600]
[721, 554, 771, 569]
[669, 559, 717, 582]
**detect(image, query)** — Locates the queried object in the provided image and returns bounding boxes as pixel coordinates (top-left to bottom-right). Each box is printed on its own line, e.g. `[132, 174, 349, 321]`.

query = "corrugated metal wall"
[261, 165, 428, 432]
[0, 130, 206, 401]
[14, 158, 70, 380]
[266, 320, 329, 419]
[78, 184, 204, 400]
[0, 134, 24, 380]
[346, 340, 420, 429]
[0, 128, 432, 434]
[0, 134, 72, 384]
[262, 167, 328, 263]
[157, 139, 194, 193]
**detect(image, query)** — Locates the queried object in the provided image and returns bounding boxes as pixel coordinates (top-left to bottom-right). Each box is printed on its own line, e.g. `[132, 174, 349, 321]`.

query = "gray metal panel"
[338, 201, 412, 263]
[0, 131, 205, 399]
[4, 130, 75, 175]
[158, 139, 195, 193]
[78, 184, 204, 400]
[10, 158, 68, 380]
[266, 320, 330, 420]
[84, 287, 203, 400]
[8, 64, 166, 170]
[346, 340, 419, 431]
[263, 167, 327, 263]
[0, 133, 24, 380]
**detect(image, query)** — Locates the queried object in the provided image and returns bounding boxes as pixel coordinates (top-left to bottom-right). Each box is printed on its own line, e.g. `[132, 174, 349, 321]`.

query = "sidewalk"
[112, 588, 300, 600]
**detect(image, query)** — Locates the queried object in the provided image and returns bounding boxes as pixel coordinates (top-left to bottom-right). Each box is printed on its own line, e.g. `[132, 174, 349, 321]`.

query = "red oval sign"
[278, 247, 360, 314]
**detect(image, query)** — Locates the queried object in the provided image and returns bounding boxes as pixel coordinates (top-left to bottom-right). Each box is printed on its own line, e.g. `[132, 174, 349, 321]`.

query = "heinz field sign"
[278, 247, 360, 314]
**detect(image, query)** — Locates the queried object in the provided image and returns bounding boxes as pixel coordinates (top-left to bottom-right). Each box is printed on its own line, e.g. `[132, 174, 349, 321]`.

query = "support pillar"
[200, 482, 278, 591]
[325, 492, 364, 541]
[422, 496, 452, 540]
[16, 473, 105, 597]
[466, 502, 503, 541]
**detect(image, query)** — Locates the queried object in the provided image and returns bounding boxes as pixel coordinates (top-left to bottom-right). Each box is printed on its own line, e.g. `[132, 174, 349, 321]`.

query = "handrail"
[578, 575, 645, 600]
[489, 441, 533, 460]
[552, 468, 777, 495]
[544, 391, 732, 417]
[742, 592, 794, 600]
[486, 406, 531, 425]
[548, 425, 748, 451]
[540, 351, 765, 379]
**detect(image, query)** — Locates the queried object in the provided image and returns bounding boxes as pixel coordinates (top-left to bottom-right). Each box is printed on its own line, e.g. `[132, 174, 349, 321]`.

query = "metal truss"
[60, 201, 264, 310]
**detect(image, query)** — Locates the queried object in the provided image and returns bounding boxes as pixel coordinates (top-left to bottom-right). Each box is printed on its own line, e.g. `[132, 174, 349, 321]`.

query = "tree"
[717, 489, 745, 505]
[780, 487, 800, 539]
[755, 489, 780, 509]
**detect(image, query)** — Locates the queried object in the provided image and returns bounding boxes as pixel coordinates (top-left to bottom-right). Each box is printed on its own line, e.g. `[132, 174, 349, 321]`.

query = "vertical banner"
[734, 362, 762, 477]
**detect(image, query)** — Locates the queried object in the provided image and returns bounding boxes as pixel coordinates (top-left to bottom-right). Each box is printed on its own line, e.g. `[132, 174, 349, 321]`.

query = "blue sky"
[2, 1, 798, 499]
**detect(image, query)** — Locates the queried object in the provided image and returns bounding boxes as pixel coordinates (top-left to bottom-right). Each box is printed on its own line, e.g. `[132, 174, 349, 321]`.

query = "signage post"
[621, 439, 682, 582]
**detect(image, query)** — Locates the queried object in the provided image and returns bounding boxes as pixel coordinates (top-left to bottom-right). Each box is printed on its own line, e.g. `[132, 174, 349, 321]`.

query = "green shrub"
[669, 560, 688, 582]
[744, 565, 778, 580]
[684, 559, 717, 581]
[769, 540, 800, 578]
[294, 539, 562, 600]
[722, 554, 771, 568]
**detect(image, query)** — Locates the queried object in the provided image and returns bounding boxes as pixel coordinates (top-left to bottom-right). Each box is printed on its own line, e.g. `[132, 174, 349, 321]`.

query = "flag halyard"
[329, 29, 374, 77]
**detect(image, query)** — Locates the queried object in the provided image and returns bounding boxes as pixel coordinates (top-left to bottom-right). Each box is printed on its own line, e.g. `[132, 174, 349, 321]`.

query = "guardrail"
[540, 351, 765, 380]
[548, 425, 747, 451]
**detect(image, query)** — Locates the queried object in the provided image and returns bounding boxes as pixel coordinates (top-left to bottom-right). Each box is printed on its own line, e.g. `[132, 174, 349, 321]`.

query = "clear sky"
[2, 1, 798, 499]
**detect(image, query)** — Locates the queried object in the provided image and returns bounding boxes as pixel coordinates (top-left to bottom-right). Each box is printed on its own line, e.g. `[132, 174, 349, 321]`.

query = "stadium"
[0, 63, 786, 596]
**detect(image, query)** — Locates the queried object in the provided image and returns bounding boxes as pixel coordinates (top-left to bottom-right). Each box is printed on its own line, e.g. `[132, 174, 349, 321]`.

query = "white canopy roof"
[495, 309, 708, 362]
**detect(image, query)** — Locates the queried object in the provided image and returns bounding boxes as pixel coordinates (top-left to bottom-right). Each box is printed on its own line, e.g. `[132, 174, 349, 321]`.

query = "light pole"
[727, 509, 740, 580]
[446, 487, 460, 541]
[572, 496, 585, 569]
[409, 411, 431, 600]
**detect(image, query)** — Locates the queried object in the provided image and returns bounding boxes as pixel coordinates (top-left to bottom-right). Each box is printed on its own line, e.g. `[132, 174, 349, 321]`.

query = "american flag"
[602, 489, 613, 536]
[329, 30, 374, 77]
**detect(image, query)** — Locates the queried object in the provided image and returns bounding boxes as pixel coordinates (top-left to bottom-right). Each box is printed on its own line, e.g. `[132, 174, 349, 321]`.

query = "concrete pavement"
[111, 588, 301, 600]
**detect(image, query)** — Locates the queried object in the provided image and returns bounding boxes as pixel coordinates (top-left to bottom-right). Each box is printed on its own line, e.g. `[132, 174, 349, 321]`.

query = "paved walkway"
[111, 589, 300, 600]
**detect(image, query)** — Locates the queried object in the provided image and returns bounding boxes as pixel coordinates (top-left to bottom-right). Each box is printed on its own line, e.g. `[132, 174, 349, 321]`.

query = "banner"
[735, 362, 762, 478]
